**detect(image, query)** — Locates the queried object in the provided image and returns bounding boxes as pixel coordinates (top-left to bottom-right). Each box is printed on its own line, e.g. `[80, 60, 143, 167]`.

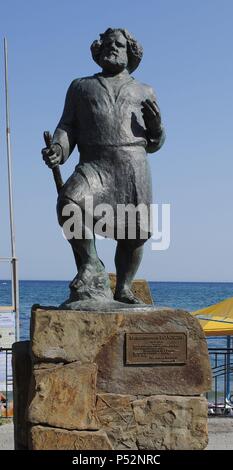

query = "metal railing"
[206, 348, 233, 416]
[0, 347, 13, 418]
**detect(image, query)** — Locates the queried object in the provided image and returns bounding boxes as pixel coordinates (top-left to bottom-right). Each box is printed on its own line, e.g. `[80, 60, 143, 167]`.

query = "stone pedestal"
[13, 304, 211, 450]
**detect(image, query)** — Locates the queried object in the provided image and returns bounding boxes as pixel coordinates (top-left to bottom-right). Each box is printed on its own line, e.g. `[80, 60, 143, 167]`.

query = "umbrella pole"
[226, 335, 231, 402]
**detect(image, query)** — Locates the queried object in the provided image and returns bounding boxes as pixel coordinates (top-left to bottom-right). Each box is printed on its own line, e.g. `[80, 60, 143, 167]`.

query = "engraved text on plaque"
[126, 332, 187, 365]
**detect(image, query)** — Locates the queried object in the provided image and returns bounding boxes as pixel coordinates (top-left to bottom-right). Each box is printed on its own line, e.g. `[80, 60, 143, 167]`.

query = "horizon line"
[1, 279, 233, 284]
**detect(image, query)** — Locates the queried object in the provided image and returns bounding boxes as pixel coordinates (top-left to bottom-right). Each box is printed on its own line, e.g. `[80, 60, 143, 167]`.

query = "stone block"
[29, 426, 113, 450]
[28, 362, 98, 430]
[31, 307, 122, 363]
[133, 395, 208, 450]
[12, 341, 31, 449]
[97, 393, 208, 450]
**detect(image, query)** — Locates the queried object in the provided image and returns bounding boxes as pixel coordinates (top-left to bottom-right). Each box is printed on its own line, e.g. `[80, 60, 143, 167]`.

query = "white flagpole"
[4, 37, 19, 341]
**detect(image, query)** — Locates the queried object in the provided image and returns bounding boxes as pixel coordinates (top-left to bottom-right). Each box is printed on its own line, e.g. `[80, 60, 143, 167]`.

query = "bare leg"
[58, 199, 112, 301]
[114, 239, 144, 304]
[69, 235, 103, 272]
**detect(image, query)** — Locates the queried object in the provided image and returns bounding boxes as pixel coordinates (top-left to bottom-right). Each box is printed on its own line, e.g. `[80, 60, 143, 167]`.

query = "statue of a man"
[42, 28, 165, 306]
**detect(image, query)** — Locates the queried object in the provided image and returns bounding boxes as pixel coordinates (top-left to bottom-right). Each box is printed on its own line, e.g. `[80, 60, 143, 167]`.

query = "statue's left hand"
[141, 99, 161, 137]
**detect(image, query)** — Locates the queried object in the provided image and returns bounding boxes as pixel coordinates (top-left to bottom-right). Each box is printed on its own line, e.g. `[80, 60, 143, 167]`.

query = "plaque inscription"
[126, 332, 187, 365]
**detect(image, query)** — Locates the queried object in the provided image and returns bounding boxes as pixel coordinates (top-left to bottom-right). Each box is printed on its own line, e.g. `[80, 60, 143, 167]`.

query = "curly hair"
[90, 28, 143, 73]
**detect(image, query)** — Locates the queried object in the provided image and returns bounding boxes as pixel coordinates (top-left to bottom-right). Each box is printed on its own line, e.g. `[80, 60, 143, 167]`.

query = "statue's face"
[99, 31, 128, 73]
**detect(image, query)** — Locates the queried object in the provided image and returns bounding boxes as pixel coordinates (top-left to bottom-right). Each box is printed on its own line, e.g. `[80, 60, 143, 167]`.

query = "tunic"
[53, 73, 165, 239]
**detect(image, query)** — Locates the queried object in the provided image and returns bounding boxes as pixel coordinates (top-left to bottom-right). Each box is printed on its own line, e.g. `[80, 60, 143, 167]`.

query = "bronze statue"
[42, 28, 165, 308]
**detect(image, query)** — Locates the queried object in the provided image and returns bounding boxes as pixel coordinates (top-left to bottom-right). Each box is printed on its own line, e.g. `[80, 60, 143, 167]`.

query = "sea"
[0, 280, 233, 348]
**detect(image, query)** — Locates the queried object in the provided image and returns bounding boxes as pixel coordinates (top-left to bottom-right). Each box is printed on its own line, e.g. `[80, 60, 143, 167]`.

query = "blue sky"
[0, 0, 233, 281]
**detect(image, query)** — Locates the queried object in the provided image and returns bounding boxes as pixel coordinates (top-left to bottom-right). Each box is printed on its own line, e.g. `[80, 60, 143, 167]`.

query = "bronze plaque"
[126, 332, 187, 365]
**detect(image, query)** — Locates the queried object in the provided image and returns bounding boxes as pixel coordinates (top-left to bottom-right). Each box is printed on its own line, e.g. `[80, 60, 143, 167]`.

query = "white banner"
[0, 312, 15, 391]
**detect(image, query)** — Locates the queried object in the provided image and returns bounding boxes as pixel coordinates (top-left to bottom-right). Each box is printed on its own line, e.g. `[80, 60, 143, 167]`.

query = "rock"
[12, 341, 32, 449]
[96, 393, 138, 449]
[97, 393, 208, 450]
[133, 395, 208, 450]
[31, 307, 122, 363]
[28, 362, 98, 430]
[29, 426, 113, 450]
[31, 307, 211, 395]
[33, 362, 64, 369]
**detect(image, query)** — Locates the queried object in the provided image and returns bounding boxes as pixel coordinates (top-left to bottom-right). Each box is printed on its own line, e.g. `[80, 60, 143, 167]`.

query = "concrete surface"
[206, 418, 233, 450]
[0, 422, 14, 450]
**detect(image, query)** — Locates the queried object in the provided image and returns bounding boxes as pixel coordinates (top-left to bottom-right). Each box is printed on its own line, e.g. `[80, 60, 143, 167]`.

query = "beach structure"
[193, 297, 233, 336]
[193, 298, 233, 414]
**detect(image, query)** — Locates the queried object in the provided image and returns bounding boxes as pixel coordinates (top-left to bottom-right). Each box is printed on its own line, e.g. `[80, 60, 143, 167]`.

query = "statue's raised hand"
[141, 99, 162, 137]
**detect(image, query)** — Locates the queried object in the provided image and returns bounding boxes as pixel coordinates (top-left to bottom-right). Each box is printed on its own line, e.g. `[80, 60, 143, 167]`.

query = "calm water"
[0, 280, 233, 346]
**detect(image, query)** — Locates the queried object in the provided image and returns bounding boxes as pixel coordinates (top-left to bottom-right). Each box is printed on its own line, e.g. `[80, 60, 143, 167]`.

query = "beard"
[99, 54, 127, 73]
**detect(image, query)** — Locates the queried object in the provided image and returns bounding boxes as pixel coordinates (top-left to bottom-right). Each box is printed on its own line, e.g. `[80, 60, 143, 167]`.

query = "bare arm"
[52, 80, 78, 163]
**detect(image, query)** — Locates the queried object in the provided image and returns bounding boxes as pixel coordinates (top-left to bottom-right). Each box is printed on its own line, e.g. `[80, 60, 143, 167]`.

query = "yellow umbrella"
[192, 297, 233, 336]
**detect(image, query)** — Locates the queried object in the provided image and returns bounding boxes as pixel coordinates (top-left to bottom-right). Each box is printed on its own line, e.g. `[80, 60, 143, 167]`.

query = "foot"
[114, 286, 143, 304]
[69, 262, 113, 302]
[70, 262, 105, 290]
